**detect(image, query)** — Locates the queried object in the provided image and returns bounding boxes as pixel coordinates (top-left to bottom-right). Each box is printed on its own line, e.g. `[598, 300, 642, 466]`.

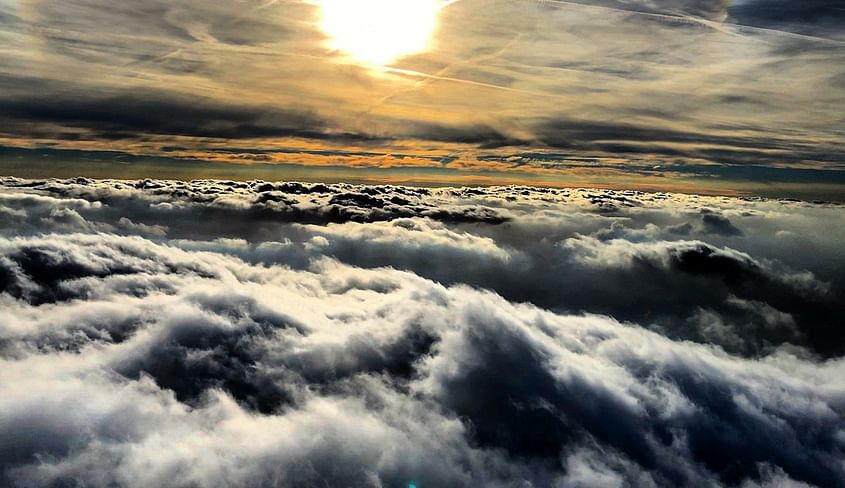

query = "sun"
[318, 0, 443, 66]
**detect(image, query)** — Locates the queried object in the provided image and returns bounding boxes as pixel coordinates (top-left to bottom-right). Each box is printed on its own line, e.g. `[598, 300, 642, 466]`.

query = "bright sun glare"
[318, 0, 443, 66]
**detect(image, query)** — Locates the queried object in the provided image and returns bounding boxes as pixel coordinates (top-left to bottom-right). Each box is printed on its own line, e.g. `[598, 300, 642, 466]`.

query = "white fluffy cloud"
[1, 178, 844, 487]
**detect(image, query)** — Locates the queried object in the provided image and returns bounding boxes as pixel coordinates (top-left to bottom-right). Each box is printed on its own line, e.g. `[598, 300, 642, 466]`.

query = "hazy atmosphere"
[1, 1, 844, 487]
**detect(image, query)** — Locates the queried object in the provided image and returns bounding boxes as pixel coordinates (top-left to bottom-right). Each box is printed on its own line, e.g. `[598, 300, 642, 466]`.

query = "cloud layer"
[1, 178, 844, 487]
[1, 0, 843, 194]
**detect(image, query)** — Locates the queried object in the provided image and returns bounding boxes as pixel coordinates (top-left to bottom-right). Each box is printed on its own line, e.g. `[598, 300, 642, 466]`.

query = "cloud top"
[0, 177, 844, 487]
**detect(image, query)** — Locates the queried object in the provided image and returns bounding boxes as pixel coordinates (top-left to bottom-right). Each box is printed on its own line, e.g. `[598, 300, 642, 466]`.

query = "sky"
[0, 0, 844, 197]
[2, 3, 845, 487]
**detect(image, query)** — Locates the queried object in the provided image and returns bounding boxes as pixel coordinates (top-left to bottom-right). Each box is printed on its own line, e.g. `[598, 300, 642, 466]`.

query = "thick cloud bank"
[0, 177, 844, 487]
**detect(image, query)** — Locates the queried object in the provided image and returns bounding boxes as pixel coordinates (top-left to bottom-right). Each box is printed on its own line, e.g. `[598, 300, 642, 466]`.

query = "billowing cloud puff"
[1, 178, 844, 487]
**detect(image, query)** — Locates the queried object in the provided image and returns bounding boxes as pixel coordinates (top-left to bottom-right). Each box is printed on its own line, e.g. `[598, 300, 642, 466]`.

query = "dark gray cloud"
[1, 178, 844, 487]
[728, 0, 845, 39]
[700, 211, 743, 236]
[0, 87, 377, 142]
[528, 118, 845, 169]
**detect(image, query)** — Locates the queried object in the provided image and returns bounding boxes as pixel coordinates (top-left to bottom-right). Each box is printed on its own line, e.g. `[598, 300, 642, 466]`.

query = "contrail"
[379, 66, 537, 95]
